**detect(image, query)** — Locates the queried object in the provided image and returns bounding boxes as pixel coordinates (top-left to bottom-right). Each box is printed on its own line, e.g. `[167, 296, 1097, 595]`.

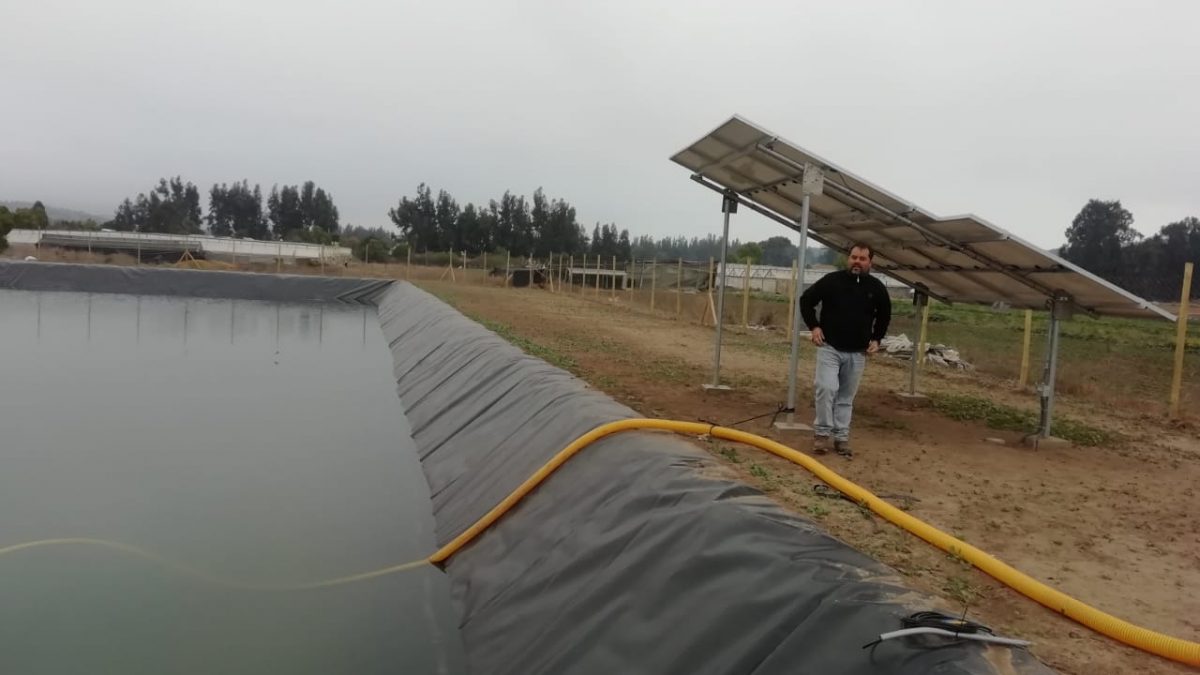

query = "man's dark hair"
[849, 242, 875, 259]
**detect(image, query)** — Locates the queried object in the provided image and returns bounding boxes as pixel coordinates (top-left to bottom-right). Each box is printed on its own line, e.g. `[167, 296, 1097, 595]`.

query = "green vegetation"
[426, 290, 578, 373]
[943, 575, 984, 606]
[806, 503, 830, 518]
[717, 446, 742, 464]
[930, 392, 1114, 446]
[474, 317, 578, 372]
[0, 201, 49, 252]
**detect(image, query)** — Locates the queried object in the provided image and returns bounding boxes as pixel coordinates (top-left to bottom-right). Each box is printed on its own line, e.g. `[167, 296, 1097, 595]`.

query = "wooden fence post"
[1169, 262, 1194, 417]
[1019, 309, 1034, 387]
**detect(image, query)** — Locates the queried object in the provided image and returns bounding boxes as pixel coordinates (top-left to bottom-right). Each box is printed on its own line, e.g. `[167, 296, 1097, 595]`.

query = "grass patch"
[806, 503, 830, 518]
[422, 283, 580, 372]
[748, 463, 770, 479]
[943, 575, 985, 606]
[645, 358, 693, 383]
[475, 317, 578, 372]
[717, 446, 743, 464]
[929, 392, 1114, 446]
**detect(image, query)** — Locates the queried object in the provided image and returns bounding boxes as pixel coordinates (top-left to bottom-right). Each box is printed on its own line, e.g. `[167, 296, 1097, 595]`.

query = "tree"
[209, 181, 269, 239]
[736, 242, 763, 264]
[759, 236, 795, 266]
[435, 190, 461, 251]
[0, 206, 13, 253]
[29, 201, 49, 230]
[389, 183, 438, 251]
[268, 185, 304, 240]
[268, 181, 338, 241]
[589, 224, 602, 255]
[617, 229, 632, 261]
[1061, 200, 1139, 283]
[104, 177, 203, 234]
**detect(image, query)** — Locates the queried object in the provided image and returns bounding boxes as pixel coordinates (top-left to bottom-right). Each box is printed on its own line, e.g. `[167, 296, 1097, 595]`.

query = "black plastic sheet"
[376, 282, 1055, 675]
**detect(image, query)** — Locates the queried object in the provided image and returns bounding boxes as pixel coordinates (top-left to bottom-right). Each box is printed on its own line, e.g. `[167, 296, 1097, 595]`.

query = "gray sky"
[3, 0, 1198, 248]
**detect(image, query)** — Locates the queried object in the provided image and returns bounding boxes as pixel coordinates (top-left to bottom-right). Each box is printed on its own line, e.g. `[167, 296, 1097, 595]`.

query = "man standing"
[799, 243, 892, 458]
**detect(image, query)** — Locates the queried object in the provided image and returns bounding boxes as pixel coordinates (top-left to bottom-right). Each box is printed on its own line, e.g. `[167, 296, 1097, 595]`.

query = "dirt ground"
[420, 279, 1199, 675]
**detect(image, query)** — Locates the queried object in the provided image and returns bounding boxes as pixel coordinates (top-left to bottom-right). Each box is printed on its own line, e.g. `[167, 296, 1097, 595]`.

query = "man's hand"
[867, 340, 879, 354]
[811, 327, 826, 347]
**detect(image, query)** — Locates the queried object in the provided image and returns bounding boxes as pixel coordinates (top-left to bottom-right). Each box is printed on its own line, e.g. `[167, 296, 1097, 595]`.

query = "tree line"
[1061, 200, 1199, 300]
[388, 184, 594, 258]
[103, 177, 341, 244]
[0, 202, 50, 252]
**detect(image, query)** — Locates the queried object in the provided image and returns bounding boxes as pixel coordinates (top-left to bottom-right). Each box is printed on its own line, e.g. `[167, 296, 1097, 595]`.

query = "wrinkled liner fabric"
[0, 260, 389, 303]
[376, 282, 1055, 675]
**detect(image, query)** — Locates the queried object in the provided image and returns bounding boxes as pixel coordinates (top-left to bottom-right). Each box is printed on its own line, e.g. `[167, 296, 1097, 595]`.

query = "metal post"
[776, 193, 811, 429]
[907, 292, 928, 396]
[482, 251, 487, 284]
[1040, 310, 1062, 438]
[568, 254, 574, 291]
[786, 259, 797, 340]
[595, 256, 601, 298]
[741, 258, 751, 328]
[705, 194, 736, 390]
[505, 251, 510, 287]
[1035, 296, 1071, 441]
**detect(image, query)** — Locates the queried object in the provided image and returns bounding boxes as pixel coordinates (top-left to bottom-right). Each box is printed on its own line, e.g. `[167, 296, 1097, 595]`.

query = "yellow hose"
[429, 418, 1200, 667]
[3, 418, 1196, 666]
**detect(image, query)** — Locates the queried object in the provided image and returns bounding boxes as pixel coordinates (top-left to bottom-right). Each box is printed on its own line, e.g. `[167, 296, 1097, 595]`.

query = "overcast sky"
[3, 0, 1197, 248]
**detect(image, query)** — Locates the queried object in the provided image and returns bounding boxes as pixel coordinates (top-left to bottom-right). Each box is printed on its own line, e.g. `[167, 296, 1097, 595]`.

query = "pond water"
[0, 290, 463, 675]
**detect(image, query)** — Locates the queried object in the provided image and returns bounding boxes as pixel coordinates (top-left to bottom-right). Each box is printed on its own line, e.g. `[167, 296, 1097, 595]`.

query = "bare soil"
[422, 279, 1200, 675]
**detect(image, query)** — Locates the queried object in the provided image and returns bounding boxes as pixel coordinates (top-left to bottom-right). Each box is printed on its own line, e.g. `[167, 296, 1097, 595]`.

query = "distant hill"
[0, 201, 109, 224]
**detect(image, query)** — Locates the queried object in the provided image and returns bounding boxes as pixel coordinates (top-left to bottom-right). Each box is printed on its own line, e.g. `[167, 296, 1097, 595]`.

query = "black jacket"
[800, 270, 892, 352]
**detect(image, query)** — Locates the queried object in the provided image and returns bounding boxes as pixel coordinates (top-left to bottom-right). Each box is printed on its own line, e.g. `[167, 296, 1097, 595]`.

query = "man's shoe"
[834, 440, 853, 458]
[813, 435, 832, 455]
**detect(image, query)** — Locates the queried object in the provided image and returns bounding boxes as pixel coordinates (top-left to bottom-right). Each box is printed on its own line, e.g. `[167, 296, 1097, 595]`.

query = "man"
[799, 243, 892, 458]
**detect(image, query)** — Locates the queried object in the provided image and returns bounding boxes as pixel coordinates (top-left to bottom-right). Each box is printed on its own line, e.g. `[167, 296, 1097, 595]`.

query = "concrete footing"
[894, 392, 931, 406]
[701, 383, 733, 393]
[1022, 434, 1071, 449]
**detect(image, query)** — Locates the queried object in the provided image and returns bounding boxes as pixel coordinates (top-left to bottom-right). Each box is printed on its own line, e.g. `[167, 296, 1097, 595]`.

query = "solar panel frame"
[672, 115, 1174, 321]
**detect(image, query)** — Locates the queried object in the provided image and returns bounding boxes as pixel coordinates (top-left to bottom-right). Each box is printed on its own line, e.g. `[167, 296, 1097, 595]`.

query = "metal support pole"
[741, 259, 751, 328]
[1037, 300, 1066, 439]
[505, 251, 510, 287]
[776, 193, 811, 429]
[568, 255, 574, 291]
[907, 292, 928, 396]
[706, 194, 736, 391]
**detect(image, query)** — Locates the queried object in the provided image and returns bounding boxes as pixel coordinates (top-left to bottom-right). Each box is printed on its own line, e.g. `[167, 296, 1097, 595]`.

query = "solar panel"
[671, 115, 1174, 321]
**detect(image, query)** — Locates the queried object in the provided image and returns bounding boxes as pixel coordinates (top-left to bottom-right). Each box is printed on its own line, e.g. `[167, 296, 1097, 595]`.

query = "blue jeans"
[813, 345, 866, 442]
